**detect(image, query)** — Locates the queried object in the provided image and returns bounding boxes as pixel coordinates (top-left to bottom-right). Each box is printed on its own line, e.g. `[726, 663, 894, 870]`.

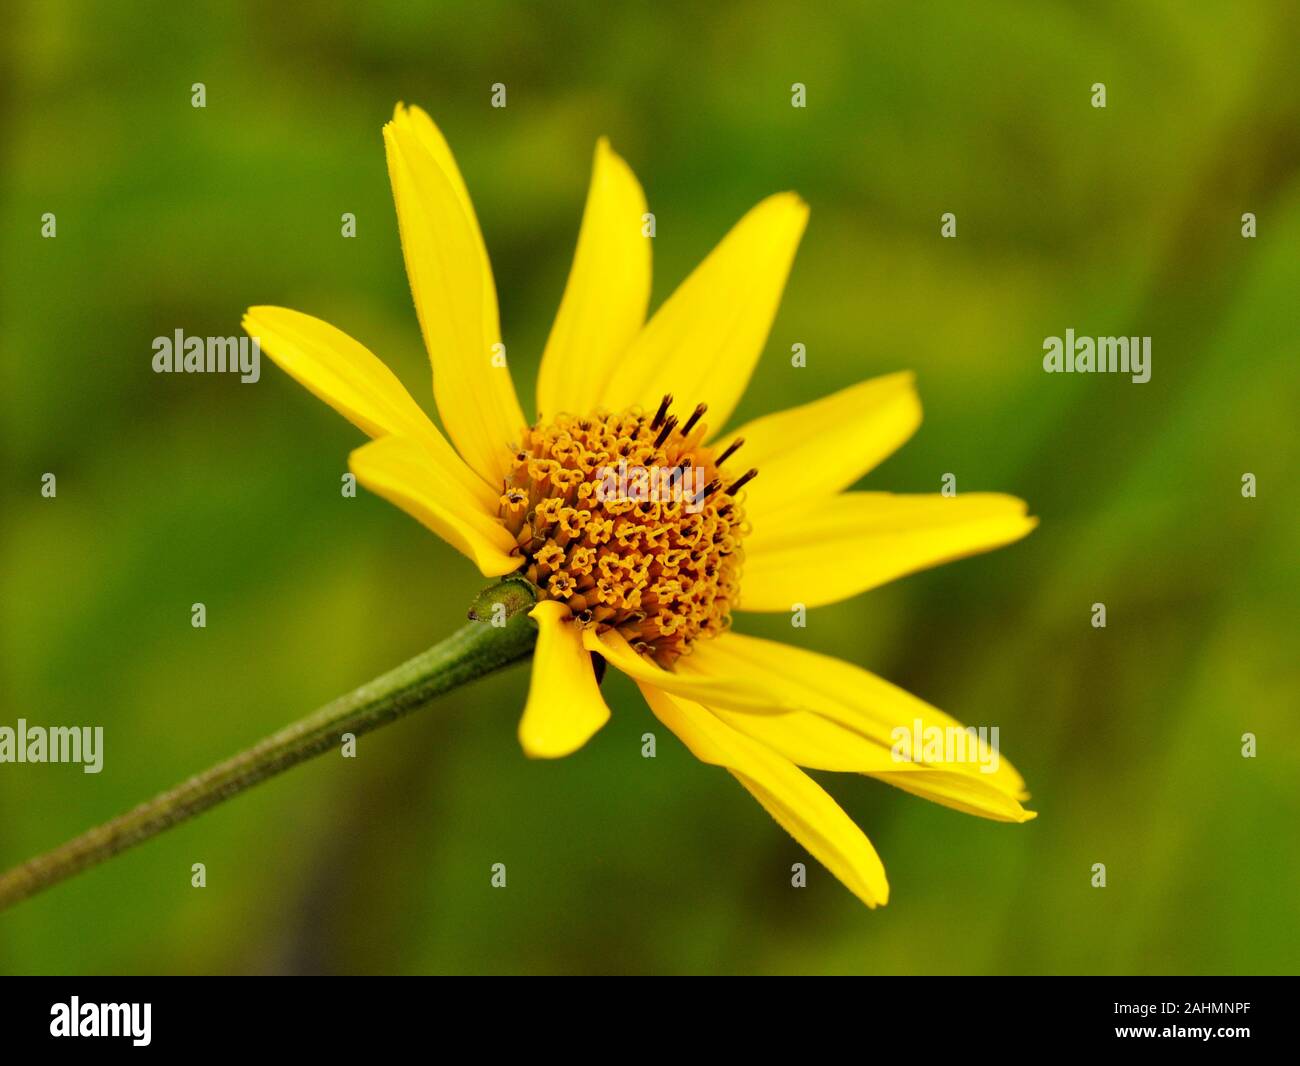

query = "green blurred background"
[2, 0, 1297, 975]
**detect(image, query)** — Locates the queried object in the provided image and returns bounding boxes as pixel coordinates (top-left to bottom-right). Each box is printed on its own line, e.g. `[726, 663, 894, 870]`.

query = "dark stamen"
[714, 437, 744, 465]
[653, 415, 678, 448]
[693, 478, 722, 505]
[650, 394, 673, 431]
[725, 468, 758, 495]
[679, 403, 707, 437]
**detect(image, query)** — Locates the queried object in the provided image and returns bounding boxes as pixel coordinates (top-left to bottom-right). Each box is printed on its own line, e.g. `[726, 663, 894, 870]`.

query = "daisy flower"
[242, 103, 1037, 908]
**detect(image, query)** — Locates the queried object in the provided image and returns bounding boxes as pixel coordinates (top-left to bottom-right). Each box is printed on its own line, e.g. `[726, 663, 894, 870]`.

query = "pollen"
[498, 396, 754, 668]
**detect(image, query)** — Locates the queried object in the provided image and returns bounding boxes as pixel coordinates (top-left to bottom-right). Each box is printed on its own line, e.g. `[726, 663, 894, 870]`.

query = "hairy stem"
[0, 578, 538, 912]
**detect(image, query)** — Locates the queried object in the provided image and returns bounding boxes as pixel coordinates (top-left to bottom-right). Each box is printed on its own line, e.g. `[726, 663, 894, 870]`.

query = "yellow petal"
[519, 601, 612, 758]
[640, 684, 888, 907]
[742, 492, 1037, 610]
[582, 626, 785, 713]
[396, 103, 480, 233]
[243, 306, 495, 511]
[687, 631, 1029, 800]
[384, 104, 525, 487]
[868, 769, 1037, 824]
[349, 436, 521, 576]
[707, 704, 1034, 823]
[535, 138, 651, 420]
[599, 193, 808, 427]
[589, 623, 1030, 812]
[721, 372, 922, 520]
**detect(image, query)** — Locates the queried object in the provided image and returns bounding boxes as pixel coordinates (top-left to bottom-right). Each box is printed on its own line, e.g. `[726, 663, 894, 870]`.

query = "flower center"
[499, 396, 755, 668]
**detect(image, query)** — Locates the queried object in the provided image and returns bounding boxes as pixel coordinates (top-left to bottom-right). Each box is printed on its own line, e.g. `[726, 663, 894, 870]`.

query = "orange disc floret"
[498, 396, 755, 668]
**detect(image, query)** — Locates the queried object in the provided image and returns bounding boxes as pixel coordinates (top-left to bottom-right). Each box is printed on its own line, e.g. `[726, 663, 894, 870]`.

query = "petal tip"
[528, 599, 572, 622]
[774, 190, 809, 218]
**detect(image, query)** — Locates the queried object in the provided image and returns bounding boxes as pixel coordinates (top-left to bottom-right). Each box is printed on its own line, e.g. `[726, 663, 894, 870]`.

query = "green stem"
[0, 577, 538, 913]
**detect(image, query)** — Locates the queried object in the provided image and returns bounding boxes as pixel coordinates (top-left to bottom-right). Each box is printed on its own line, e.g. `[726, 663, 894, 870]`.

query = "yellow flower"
[243, 103, 1038, 908]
